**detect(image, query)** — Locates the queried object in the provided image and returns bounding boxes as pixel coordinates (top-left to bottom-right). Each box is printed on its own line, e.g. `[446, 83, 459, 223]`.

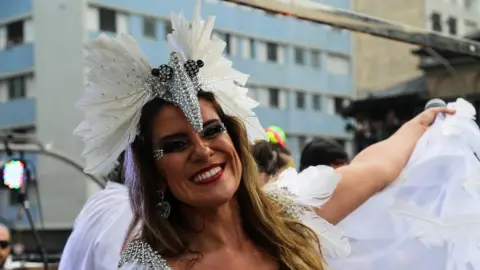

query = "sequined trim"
[266, 189, 306, 219]
[118, 239, 173, 269]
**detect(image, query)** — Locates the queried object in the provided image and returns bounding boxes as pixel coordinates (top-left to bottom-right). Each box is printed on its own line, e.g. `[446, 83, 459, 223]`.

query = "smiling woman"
[122, 90, 324, 269]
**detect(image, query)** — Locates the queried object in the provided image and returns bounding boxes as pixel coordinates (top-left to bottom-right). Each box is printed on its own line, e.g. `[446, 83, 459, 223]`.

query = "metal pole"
[224, 0, 480, 58]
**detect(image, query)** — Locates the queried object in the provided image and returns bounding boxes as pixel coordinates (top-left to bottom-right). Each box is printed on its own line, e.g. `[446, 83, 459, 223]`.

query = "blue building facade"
[0, 0, 353, 227]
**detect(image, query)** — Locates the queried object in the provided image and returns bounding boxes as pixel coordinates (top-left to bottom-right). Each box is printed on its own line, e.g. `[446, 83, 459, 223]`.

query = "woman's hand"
[411, 107, 456, 129]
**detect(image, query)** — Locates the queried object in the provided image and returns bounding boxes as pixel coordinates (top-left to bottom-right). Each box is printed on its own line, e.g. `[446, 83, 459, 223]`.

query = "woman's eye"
[202, 124, 226, 139]
[162, 140, 188, 153]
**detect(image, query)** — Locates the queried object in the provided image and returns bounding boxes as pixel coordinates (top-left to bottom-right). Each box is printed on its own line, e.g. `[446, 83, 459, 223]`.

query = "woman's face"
[151, 99, 242, 208]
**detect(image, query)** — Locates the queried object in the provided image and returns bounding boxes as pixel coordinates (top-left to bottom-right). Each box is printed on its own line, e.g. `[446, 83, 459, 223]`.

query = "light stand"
[2, 138, 49, 270]
[17, 167, 49, 270]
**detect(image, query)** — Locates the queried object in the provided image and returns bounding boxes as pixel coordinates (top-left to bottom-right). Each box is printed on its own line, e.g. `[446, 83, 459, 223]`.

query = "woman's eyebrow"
[157, 133, 187, 144]
[203, 119, 221, 127]
[157, 119, 221, 144]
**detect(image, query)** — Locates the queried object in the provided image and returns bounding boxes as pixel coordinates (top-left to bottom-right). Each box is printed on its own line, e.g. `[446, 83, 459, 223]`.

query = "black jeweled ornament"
[151, 64, 173, 83]
[184, 59, 204, 78]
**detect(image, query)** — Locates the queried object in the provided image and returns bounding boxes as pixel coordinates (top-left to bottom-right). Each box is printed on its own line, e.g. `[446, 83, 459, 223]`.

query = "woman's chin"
[190, 186, 239, 209]
[191, 190, 237, 209]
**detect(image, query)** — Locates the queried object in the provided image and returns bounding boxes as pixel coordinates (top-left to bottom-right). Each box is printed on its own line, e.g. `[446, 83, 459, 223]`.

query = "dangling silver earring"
[156, 190, 171, 219]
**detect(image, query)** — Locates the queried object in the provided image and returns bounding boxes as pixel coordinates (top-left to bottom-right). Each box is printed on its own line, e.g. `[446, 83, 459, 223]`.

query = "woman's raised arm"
[317, 107, 455, 224]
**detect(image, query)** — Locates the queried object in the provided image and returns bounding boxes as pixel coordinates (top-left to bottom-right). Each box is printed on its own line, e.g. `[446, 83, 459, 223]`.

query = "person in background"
[0, 224, 10, 270]
[250, 141, 287, 185]
[265, 126, 296, 171]
[270, 143, 296, 171]
[59, 152, 132, 270]
[300, 138, 349, 171]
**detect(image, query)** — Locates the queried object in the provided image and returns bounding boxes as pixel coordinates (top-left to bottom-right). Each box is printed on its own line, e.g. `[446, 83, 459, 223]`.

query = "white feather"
[74, 33, 153, 175]
[264, 166, 342, 207]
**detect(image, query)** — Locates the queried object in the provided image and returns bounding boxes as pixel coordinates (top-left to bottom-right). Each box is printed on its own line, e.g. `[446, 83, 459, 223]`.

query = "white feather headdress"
[74, 0, 265, 175]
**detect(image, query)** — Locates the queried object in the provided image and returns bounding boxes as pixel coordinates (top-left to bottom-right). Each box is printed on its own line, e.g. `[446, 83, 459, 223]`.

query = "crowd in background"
[252, 126, 350, 186]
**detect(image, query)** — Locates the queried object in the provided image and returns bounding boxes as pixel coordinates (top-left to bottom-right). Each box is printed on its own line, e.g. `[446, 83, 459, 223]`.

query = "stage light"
[2, 159, 26, 190]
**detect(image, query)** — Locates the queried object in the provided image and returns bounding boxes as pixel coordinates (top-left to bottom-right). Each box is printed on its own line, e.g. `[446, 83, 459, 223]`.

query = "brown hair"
[123, 91, 325, 269]
[250, 140, 287, 176]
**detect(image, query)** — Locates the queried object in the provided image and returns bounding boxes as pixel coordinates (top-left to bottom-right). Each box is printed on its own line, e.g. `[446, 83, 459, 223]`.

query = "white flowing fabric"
[59, 182, 132, 270]
[327, 98, 480, 270]
[265, 166, 352, 259]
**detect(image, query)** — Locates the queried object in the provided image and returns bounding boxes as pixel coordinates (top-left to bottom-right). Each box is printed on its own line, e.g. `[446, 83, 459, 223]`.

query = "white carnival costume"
[58, 181, 132, 270]
[74, 1, 350, 269]
[326, 98, 480, 270]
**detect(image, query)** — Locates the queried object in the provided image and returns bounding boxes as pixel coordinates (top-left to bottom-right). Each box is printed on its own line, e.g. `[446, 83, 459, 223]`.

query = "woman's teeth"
[192, 166, 222, 183]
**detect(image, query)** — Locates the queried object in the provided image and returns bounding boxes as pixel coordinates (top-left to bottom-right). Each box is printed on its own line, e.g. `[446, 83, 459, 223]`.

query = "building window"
[431, 12, 442, 32]
[464, 0, 474, 9]
[295, 47, 305, 65]
[164, 21, 173, 39]
[8, 76, 27, 100]
[242, 38, 254, 59]
[224, 34, 237, 56]
[225, 33, 231, 55]
[334, 97, 345, 114]
[266, 42, 278, 62]
[327, 54, 350, 75]
[99, 8, 116, 32]
[249, 38, 255, 59]
[448, 17, 457, 35]
[268, 88, 279, 108]
[296, 91, 305, 109]
[465, 20, 478, 34]
[312, 94, 321, 110]
[6, 21, 24, 47]
[311, 50, 321, 68]
[143, 17, 156, 39]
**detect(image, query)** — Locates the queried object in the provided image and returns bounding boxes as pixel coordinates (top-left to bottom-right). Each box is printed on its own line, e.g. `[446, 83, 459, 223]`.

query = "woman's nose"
[190, 136, 214, 161]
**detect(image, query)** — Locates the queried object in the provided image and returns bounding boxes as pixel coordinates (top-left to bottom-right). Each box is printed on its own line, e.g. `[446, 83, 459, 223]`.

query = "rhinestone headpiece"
[73, 0, 265, 175]
[145, 52, 204, 132]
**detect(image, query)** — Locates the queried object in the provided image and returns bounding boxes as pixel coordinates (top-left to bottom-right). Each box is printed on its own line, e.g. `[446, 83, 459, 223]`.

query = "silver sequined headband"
[144, 52, 205, 133]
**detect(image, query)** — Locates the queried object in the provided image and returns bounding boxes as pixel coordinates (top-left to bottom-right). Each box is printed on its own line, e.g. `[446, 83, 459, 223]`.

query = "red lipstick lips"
[190, 163, 226, 185]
